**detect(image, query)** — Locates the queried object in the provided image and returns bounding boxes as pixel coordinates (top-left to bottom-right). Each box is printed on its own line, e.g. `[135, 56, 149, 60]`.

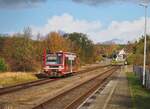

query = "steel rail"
[64, 68, 118, 109]
[0, 79, 55, 95]
[33, 66, 119, 109]
[0, 64, 110, 95]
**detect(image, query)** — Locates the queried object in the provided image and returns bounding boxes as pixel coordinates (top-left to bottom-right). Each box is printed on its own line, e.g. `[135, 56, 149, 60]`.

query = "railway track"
[0, 64, 110, 95]
[33, 66, 119, 109]
[0, 78, 56, 95]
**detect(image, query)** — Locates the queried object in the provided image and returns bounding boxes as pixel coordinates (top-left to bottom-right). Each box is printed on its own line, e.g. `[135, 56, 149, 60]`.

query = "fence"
[133, 65, 150, 89]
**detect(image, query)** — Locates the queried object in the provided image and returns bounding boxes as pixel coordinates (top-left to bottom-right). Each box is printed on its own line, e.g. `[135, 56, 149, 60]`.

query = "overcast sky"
[0, 0, 150, 43]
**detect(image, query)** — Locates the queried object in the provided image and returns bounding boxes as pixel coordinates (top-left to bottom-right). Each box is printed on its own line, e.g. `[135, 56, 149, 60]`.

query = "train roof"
[58, 51, 76, 55]
[48, 51, 76, 55]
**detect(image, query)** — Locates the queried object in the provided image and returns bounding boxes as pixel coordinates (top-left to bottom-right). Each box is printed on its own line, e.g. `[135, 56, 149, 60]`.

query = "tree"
[3, 31, 39, 71]
[67, 32, 95, 64]
[44, 32, 71, 52]
[126, 35, 150, 65]
[23, 27, 32, 38]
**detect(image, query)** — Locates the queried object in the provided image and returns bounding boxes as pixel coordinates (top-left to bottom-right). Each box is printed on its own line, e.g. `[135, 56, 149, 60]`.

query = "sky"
[0, 0, 150, 43]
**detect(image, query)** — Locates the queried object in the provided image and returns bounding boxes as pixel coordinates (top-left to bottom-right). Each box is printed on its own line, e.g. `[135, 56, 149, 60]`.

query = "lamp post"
[140, 3, 148, 86]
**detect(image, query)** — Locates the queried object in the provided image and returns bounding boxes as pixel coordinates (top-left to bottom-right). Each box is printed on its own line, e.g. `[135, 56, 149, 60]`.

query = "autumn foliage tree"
[2, 28, 40, 71]
[126, 35, 150, 66]
[0, 30, 114, 72]
[45, 32, 71, 52]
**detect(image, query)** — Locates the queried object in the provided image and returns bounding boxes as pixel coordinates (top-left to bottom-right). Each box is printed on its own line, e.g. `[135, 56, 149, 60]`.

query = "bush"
[127, 53, 143, 65]
[0, 58, 8, 72]
[127, 54, 136, 65]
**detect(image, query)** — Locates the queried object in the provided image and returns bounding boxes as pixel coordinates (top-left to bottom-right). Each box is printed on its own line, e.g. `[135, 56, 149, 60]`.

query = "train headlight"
[44, 66, 49, 71]
[58, 66, 62, 71]
[59, 66, 62, 68]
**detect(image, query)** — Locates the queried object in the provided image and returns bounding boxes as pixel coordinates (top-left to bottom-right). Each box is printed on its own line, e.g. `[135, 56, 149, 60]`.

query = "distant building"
[116, 49, 126, 62]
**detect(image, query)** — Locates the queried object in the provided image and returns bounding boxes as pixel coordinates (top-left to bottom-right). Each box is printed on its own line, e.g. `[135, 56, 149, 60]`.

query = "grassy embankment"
[127, 72, 150, 109]
[0, 72, 38, 87]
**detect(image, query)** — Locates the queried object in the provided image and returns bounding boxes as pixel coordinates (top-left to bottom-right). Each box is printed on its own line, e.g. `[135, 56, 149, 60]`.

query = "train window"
[72, 60, 75, 66]
[65, 57, 70, 65]
[65, 57, 75, 66]
[46, 54, 62, 64]
[57, 55, 62, 64]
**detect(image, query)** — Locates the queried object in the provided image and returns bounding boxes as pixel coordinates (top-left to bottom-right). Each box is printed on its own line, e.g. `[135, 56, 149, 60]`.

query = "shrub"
[0, 58, 8, 72]
[127, 54, 136, 65]
[127, 53, 143, 65]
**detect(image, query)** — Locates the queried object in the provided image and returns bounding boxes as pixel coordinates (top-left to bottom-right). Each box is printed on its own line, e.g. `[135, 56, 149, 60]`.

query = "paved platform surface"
[87, 66, 132, 109]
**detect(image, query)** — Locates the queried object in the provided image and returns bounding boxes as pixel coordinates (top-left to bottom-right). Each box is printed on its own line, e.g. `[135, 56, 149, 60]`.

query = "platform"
[86, 66, 132, 109]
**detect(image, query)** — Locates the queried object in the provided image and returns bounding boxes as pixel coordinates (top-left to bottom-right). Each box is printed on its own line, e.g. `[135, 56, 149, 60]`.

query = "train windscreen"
[46, 54, 62, 65]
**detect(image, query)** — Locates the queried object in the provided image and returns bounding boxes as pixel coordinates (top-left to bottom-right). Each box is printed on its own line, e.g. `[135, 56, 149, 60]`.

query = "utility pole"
[140, 3, 148, 86]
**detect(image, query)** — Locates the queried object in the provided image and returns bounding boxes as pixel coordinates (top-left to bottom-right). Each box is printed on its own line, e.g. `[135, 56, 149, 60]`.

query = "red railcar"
[43, 49, 77, 77]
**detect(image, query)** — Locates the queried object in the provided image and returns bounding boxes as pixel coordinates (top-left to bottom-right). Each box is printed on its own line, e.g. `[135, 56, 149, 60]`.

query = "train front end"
[43, 51, 64, 77]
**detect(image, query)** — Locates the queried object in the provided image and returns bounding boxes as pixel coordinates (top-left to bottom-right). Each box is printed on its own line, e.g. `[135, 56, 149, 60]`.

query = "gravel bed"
[0, 66, 111, 109]
[34, 68, 116, 109]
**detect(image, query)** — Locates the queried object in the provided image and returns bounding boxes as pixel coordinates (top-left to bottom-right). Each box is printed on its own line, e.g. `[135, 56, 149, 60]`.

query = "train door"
[64, 56, 69, 73]
[65, 54, 76, 73]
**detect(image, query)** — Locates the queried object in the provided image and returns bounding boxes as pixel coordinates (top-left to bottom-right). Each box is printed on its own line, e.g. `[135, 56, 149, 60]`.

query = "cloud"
[91, 17, 150, 42]
[31, 13, 150, 43]
[31, 13, 102, 36]
[72, 0, 150, 6]
[0, 0, 46, 9]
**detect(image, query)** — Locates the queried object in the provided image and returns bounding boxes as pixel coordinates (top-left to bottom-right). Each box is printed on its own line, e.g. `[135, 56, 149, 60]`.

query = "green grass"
[127, 72, 150, 109]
